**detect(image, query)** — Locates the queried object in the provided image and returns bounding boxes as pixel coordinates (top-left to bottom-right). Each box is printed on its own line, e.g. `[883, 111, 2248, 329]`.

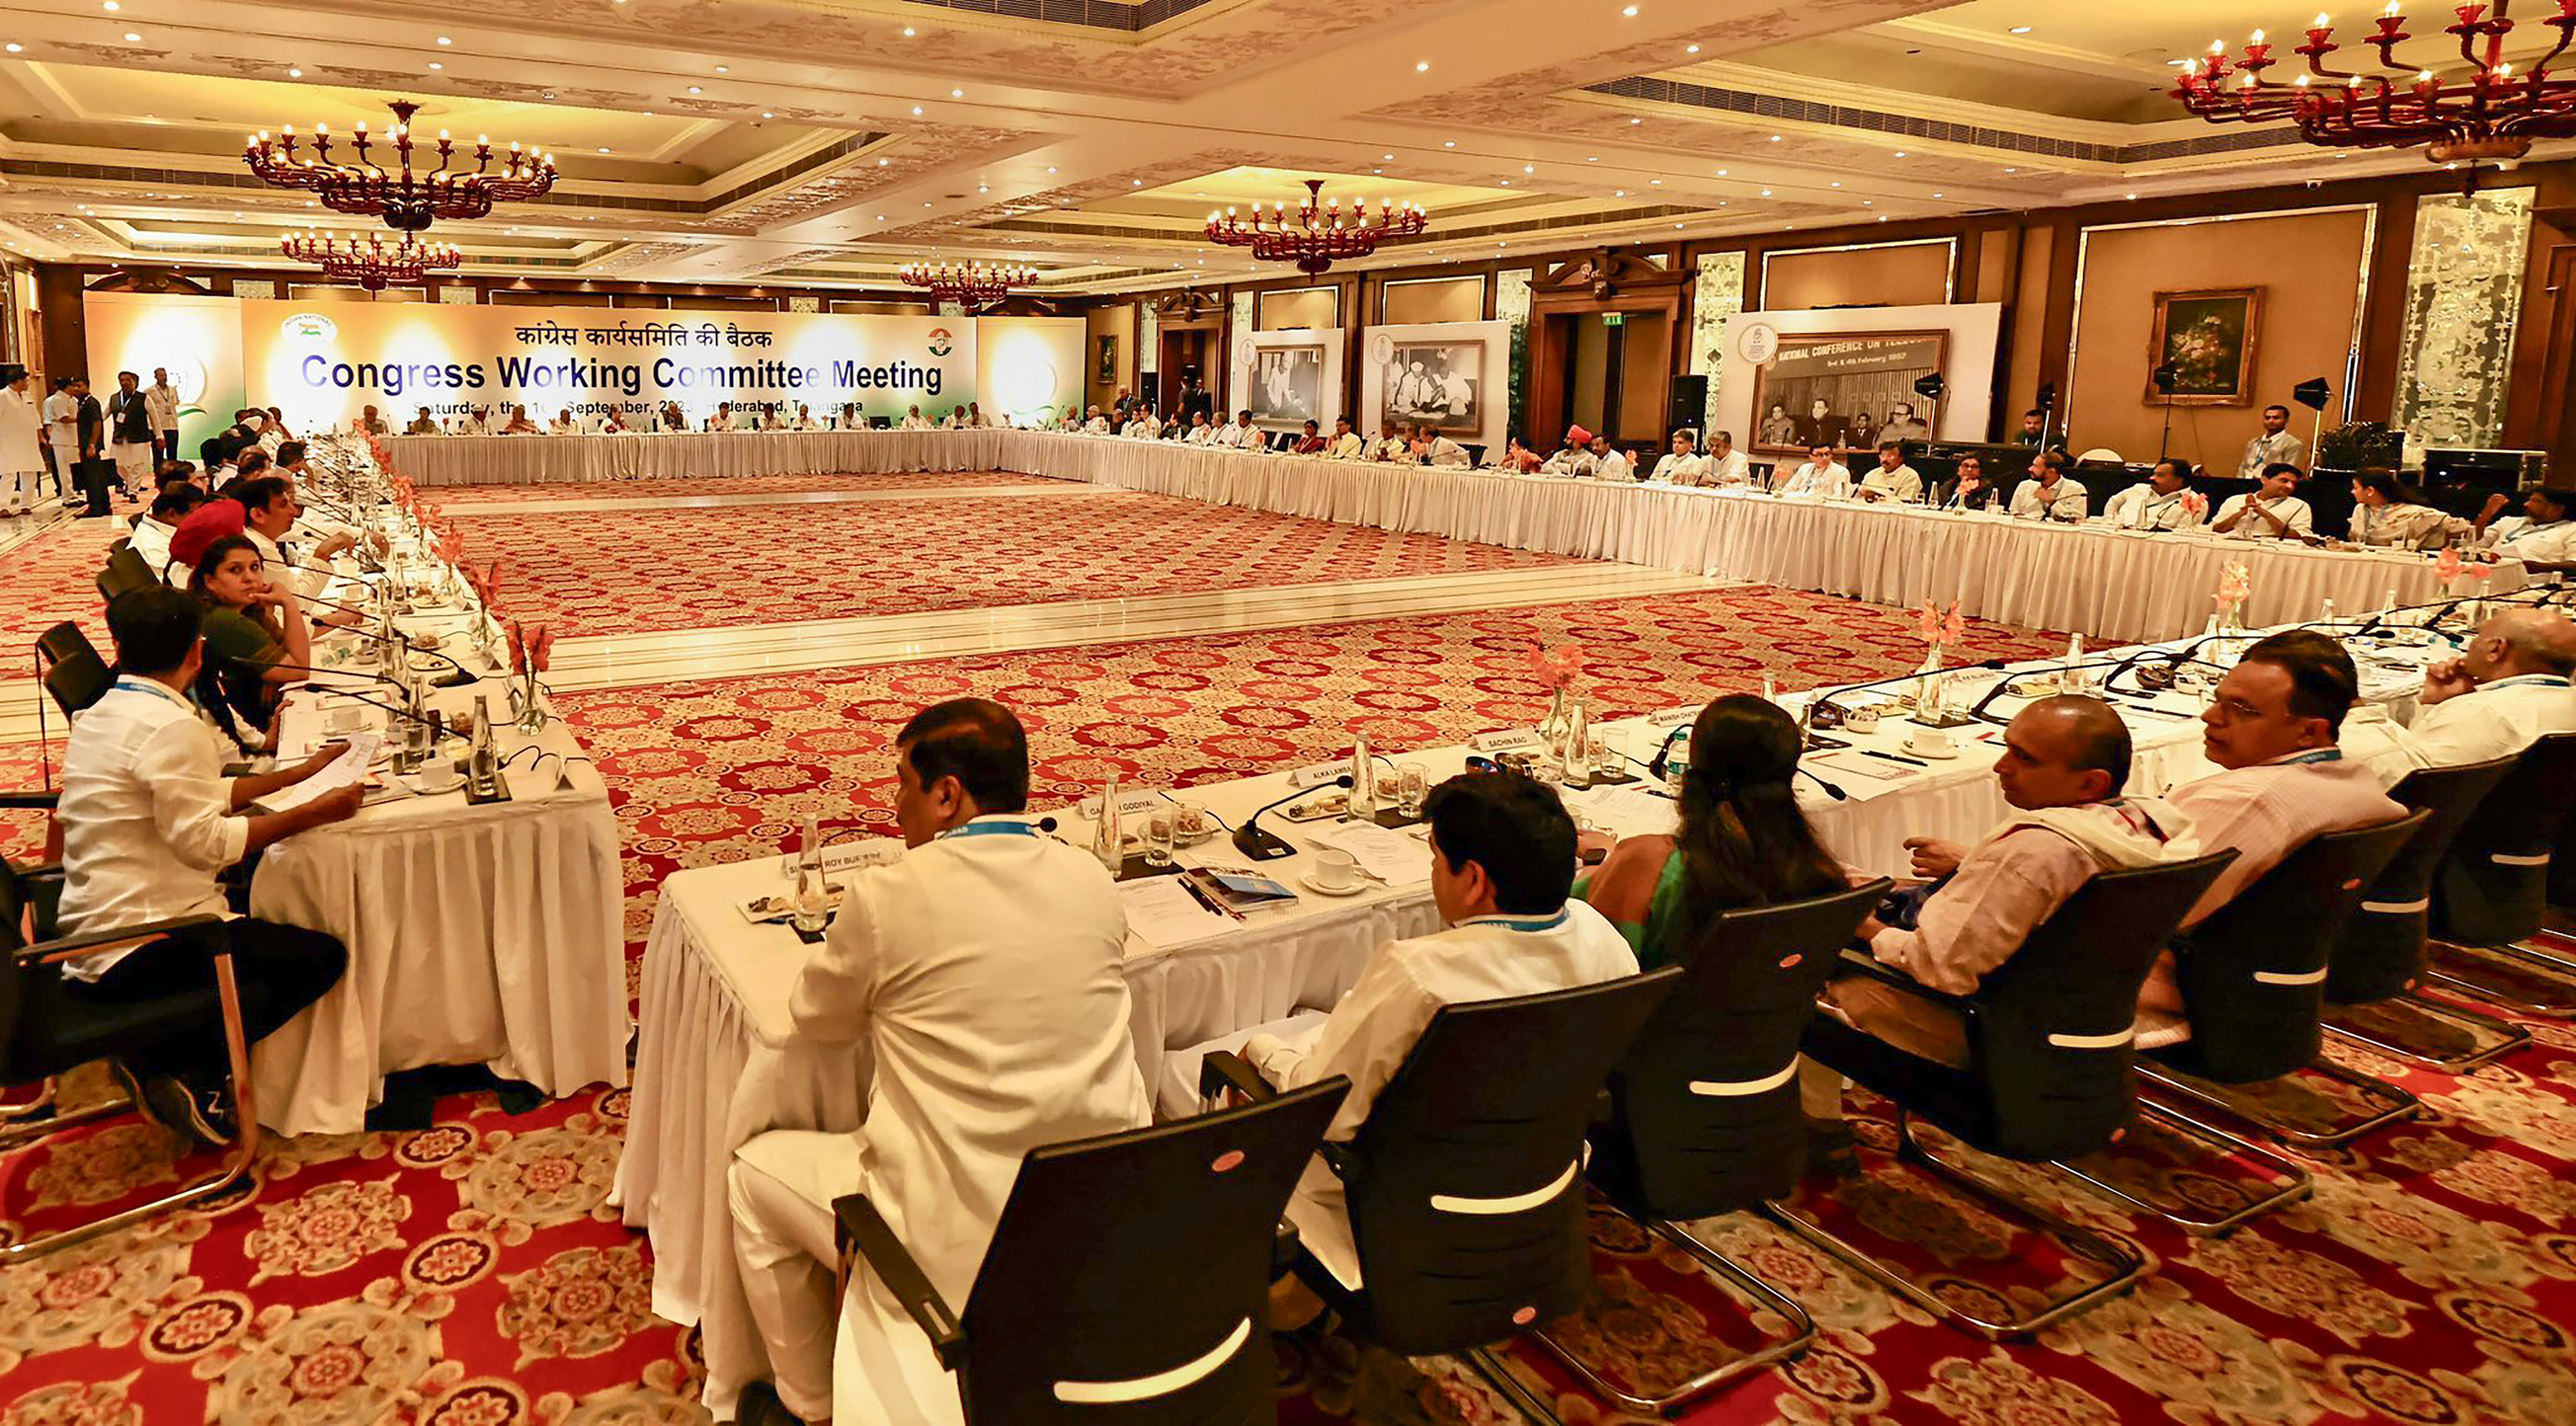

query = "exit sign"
[1604, 312, 1626, 328]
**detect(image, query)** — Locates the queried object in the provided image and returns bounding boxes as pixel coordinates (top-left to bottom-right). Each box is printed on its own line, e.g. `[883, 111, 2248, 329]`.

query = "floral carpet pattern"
[452, 493, 1588, 636]
[430, 470, 1069, 504]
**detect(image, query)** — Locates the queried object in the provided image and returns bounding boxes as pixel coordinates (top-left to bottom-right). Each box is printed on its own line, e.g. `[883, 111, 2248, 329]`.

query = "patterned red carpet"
[430, 470, 1069, 503]
[0, 517, 137, 659]
[451, 492, 1586, 635]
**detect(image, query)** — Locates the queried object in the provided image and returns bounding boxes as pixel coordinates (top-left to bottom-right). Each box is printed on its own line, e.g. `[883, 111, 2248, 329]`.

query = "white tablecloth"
[244, 596, 629, 1136]
[384, 430, 2520, 644]
[614, 612, 2467, 1412]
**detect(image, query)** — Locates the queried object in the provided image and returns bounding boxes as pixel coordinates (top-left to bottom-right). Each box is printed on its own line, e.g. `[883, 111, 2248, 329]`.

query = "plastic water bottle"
[467, 694, 500, 796]
[1093, 773, 1125, 875]
[1664, 729, 1690, 798]
[1349, 734, 1377, 821]
[792, 813, 830, 935]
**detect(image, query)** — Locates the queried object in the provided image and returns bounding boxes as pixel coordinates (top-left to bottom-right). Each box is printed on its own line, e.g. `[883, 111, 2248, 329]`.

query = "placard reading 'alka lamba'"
[81, 291, 1085, 441]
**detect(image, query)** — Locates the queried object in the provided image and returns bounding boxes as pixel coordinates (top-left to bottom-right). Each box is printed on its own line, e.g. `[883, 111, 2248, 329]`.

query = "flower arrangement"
[1526, 642, 1585, 692]
[2181, 490, 2209, 521]
[506, 620, 555, 731]
[2213, 561, 2253, 638]
[1915, 598, 1965, 649]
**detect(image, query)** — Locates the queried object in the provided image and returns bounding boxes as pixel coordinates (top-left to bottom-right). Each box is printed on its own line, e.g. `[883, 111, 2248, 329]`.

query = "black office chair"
[833, 1077, 1349, 1426]
[1778, 850, 2236, 1339]
[2323, 759, 2533, 1073]
[94, 546, 156, 604]
[36, 622, 112, 724]
[1207, 967, 1684, 1423]
[2054, 815, 2425, 1234]
[1555, 879, 1887, 1414]
[1, 853, 266, 1262]
[2424, 734, 2576, 1014]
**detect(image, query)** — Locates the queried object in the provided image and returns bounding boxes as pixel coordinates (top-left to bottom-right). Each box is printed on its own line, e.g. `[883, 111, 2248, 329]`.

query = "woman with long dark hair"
[1579, 694, 1848, 968]
[187, 533, 311, 748]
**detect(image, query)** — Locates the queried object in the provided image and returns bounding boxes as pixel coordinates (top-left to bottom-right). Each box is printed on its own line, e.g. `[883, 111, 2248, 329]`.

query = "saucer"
[1298, 873, 1368, 898]
[1899, 738, 1963, 760]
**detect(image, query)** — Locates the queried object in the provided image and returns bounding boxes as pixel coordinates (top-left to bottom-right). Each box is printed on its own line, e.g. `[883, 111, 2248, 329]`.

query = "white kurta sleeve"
[788, 880, 884, 1042]
[1245, 951, 1438, 1140]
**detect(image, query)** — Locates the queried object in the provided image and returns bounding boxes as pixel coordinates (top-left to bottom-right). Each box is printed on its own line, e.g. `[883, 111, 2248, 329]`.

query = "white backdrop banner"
[1360, 320, 1509, 449]
[1229, 328, 1345, 434]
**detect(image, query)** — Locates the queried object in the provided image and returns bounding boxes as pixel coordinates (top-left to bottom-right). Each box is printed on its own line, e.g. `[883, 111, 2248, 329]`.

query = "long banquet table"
[613, 611, 2470, 1415]
[243, 570, 630, 1136]
[385, 429, 2521, 645]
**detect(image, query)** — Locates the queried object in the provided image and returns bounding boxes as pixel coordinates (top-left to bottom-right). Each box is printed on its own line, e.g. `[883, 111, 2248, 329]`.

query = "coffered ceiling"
[0, 0, 2565, 295]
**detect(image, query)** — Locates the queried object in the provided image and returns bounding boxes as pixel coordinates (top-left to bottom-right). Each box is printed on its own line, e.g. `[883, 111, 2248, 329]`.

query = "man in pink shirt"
[1821, 695, 2201, 1067]
[2135, 631, 2405, 1046]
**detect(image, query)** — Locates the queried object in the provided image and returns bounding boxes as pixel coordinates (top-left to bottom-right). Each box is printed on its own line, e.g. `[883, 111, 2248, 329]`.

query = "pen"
[1857, 748, 1930, 768]
[1181, 876, 1245, 922]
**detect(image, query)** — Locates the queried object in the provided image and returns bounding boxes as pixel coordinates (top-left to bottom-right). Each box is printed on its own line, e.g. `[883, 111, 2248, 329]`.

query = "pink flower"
[532, 626, 555, 674]
[2182, 490, 2208, 517]
[1916, 600, 1942, 642]
[1942, 602, 1966, 647]
[1524, 642, 1583, 691]
[507, 621, 527, 677]
[2435, 546, 2464, 583]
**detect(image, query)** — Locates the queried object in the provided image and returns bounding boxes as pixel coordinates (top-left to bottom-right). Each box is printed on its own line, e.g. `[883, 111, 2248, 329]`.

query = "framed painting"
[2145, 287, 2262, 406]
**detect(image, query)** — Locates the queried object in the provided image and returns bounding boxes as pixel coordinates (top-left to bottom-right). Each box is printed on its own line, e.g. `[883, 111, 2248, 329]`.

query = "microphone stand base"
[1231, 826, 1299, 862]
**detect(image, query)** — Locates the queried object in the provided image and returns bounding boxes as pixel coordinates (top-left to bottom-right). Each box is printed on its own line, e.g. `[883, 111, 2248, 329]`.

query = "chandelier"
[2174, 3, 2576, 165]
[281, 230, 462, 291]
[896, 259, 1037, 308]
[246, 99, 557, 231]
[1203, 178, 1428, 275]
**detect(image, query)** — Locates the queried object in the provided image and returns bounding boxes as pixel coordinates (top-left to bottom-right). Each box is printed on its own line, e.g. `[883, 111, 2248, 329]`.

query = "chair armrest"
[16, 912, 223, 967]
[0, 791, 60, 811]
[1200, 1049, 1279, 1105]
[1832, 947, 1977, 1013]
[833, 1193, 965, 1372]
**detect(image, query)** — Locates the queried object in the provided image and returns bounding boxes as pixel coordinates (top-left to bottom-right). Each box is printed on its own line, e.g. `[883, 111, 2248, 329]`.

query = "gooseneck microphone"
[277, 578, 479, 684]
[1232, 776, 1351, 862]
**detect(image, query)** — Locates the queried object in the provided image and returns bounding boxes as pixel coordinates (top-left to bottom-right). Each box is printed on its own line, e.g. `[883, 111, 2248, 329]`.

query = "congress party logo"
[281, 312, 339, 342]
[925, 327, 953, 357]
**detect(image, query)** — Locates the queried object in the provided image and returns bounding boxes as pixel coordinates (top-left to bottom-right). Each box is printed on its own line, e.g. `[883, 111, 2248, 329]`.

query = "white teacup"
[1906, 727, 1956, 757]
[1843, 705, 1882, 733]
[418, 759, 464, 793]
[1312, 849, 1362, 891]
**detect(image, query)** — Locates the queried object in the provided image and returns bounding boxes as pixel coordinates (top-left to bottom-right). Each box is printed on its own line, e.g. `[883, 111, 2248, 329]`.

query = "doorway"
[1158, 326, 1214, 417]
[1538, 309, 1672, 445]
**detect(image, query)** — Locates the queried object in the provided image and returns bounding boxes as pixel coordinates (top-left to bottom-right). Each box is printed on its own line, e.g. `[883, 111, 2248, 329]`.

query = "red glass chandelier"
[281, 230, 462, 291]
[2175, 2, 2576, 165]
[1203, 178, 1428, 275]
[897, 259, 1036, 309]
[247, 100, 557, 232]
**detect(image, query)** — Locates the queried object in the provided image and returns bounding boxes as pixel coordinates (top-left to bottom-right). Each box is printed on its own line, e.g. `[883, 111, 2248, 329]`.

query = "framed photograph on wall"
[1744, 330, 1948, 455]
[1247, 343, 1326, 429]
[1373, 338, 1482, 437]
[2145, 287, 2262, 406]
[1095, 334, 1118, 386]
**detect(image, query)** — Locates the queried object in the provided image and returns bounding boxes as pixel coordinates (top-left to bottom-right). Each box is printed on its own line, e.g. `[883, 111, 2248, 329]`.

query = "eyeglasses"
[2207, 695, 2272, 723]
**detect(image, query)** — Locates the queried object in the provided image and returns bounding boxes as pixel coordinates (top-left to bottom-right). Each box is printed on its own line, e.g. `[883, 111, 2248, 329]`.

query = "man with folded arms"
[727, 700, 1148, 1426]
[2105, 459, 2202, 531]
[1854, 441, 1922, 504]
[2009, 450, 2088, 521]
[1704, 430, 1750, 488]
[2386, 609, 2576, 773]
[2212, 464, 2314, 541]
[2134, 632, 2404, 1044]
[1821, 696, 2200, 1069]
[57, 586, 362, 1142]
[1202, 771, 1635, 1315]
[1776, 442, 1851, 499]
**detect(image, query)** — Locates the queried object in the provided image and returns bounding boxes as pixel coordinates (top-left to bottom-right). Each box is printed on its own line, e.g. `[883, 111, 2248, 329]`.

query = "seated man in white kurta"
[2103, 459, 2204, 532]
[2385, 608, 2576, 776]
[727, 699, 1151, 1426]
[1191, 771, 1636, 1306]
[898, 405, 933, 431]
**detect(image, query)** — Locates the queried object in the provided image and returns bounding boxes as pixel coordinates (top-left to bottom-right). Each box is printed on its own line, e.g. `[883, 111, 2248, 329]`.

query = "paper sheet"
[1573, 785, 1681, 834]
[1119, 876, 1236, 949]
[262, 733, 382, 812]
[1304, 819, 1429, 885]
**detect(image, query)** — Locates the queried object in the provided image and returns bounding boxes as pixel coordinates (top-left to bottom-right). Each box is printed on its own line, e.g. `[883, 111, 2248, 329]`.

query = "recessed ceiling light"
[436, 34, 451, 44]
[977, 183, 987, 192]
[1621, 4, 1638, 14]
[102, 1, 118, 9]
[1760, 189, 1772, 196]
[902, 25, 916, 35]
[879, 157, 889, 165]
[1587, 155, 1598, 161]
[1523, 164, 1534, 173]
[1499, 179, 1510, 186]
[4, 42, 19, 52]
[1613, 189, 1624, 196]
[876, 214, 885, 220]
[952, 88, 964, 98]
[715, 64, 728, 73]
[1768, 134, 1781, 142]
[910, 105, 923, 115]
[2009, 25, 2032, 35]
[428, 61, 442, 69]
[1131, 179, 1141, 186]
[689, 85, 701, 93]
[1933, 190, 1944, 197]
[2126, 191, 2139, 199]
[1046, 165, 1057, 173]
[1382, 153, 1394, 160]
[1877, 215, 1889, 222]
[1828, 181, 1840, 188]
[1444, 140, 1455, 147]
[1715, 168, 1728, 175]
[123, 32, 140, 41]
[1892, 151, 1906, 158]
[761, 111, 772, 117]
[1685, 42, 1700, 53]
[1650, 178, 1661, 184]
[1415, 60, 1429, 71]
[1629, 116, 1643, 124]
[597, 146, 610, 153]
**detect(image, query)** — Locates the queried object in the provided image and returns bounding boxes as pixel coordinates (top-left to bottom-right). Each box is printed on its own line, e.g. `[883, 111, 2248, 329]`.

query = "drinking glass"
[1144, 806, 1177, 868]
[1397, 763, 1428, 817]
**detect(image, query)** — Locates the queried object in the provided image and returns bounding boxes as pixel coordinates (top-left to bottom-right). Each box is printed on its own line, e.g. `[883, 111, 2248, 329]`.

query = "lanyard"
[1461, 909, 1572, 934]
[2275, 748, 2344, 766]
[938, 818, 1040, 842]
[2482, 675, 2572, 691]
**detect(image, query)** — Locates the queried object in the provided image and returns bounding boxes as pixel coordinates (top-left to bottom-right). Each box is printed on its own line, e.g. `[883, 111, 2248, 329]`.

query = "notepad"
[1119, 877, 1234, 949]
